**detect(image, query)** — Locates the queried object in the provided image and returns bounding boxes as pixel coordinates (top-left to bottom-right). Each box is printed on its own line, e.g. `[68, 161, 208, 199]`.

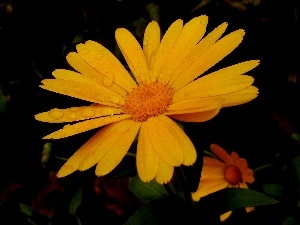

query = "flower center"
[224, 165, 242, 185]
[123, 82, 174, 122]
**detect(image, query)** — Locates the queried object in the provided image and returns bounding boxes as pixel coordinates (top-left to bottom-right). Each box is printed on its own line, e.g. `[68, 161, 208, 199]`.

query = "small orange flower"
[192, 144, 255, 221]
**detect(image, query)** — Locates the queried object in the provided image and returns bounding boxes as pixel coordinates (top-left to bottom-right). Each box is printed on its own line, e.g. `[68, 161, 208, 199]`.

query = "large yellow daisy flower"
[191, 144, 255, 221]
[35, 15, 259, 184]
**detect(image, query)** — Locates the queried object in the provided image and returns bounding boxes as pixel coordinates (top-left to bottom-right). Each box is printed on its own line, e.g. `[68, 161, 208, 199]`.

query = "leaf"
[124, 195, 190, 225]
[19, 203, 33, 217]
[195, 188, 278, 217]
[221, 188, 278, 211]
[69, 188, 82, 216]
[261, 183, 284, 197]
[128, 176, 169, 203]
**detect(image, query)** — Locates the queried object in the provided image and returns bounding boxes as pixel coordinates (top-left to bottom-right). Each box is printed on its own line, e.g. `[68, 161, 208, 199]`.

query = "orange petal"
[203, 157, 226, 167]
[220, 211, 233, 221]
[158, 15, 208, 84]
[192, 178, 228, 201]
[43, 114, 130, 139]
[136, 124, 160, 182]
[78, 119, 141, 172]
[210, 144, 233, 165]
[172, 29, 246, 91]
[169, 108, 220, 122]
[35, 105, 123, 123]
[76, 41, 137, 92]
[143, 115, 184, 166]
[200, 164, 226, 180]
[66, 52, 128, 97]
[143, 21, 160, 76]
[94, 120, 141, 176]
[168, 22, 228, 86]
[221, 86, 259, 107]
[155, 159, 174, 184]
[151, 19, 183, 81]
[115, 28, 150, 83]
[41, 78, 125, 106]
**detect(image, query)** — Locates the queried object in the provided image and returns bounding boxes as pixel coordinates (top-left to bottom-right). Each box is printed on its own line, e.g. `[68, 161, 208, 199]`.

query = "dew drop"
[78, 46, 89, 55]
[109, 96, 119, 104]
[81, 108, 95, 118]
[95, 95, 105, 102]
[101, 107, 115, 116]
[95, 54, 103, 60]
[69, 107, 81, 112]
[143, 40, 149, 47]
[67, 112, 78, 120]
[102, 73, 114, 87]
[48, 108, 64, 120]
[98, 60, 104, 65]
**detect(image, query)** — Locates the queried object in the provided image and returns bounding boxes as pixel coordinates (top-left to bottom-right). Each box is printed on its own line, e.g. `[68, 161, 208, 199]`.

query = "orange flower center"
[224, 165, 242, 185]
[123, 82, 174, 122]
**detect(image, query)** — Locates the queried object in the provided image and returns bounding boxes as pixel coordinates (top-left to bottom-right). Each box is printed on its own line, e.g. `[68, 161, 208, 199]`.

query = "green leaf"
[223, 188, 278, 211]
[261, 183, 284, 197]
[124, 195, 189, 225]
[69, 188, 82, 216]
[19, 203, 33, 217]
[128, 176, 169, 203]
[195, 188, 278, 216]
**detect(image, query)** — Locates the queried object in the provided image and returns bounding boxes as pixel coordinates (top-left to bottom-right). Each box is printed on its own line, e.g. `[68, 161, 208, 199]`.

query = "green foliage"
[128, 176, 169, 203]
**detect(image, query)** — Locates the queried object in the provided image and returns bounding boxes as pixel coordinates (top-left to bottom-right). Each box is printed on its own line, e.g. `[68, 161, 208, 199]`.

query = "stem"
[253, 164, 275, 173]
[175, 166, 194, 210]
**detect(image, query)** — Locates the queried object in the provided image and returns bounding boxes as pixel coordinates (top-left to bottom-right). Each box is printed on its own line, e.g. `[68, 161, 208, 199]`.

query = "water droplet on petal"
[109, 96, 119, 104]
[48, 108, 64, 120]
[69, 107, 81, 112]
[95, 95, 105, 102]
[67, 112, 78, 120]
[95, 54, 103, 60]
[78, 46, 89, 55]
[102, 72, 115, 87]
[81, 108, 95, 118]
[143, 40, 149, 47]
[101, 107, 115, 116]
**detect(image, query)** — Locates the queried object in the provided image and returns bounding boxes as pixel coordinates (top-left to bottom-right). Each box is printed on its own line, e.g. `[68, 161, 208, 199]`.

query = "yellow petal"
[78, 119, 140, 171]
[151, 19, 183, 81]
[95, 120, 141, 176]
[172, 29, 246, 90]
[220, 211, 232, 221]
[158, 15, 208, 84]
[200, 165, 226, 180]
[43, 114, 130, 139]
[160, 116, 197, 165]
[137, 124, 160, 182]
[155, 159, 174, 184]
[173, 60, 259, 101]
[35, 105, 123, 123]
[167, 97, 223, 113]
[143, 115, 184, 166]
[191, 178, 228, 201]
[210, 144, 233, 165]
[168, 22, 228, 86]
[66, 52, 128, 96]
[41, 78, 125, 107]
[143, 21, 160, 74]
[169, 108, 220, 122]
[76, 41, 137, 92]
[115, 28, 149, 83]
[221, 86, 259, 107]
[245, 206, 255, 213]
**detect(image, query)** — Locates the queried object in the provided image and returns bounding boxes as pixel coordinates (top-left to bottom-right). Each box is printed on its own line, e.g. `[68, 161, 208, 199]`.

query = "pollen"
[224, 165, 242, 185]
[123, 82, 174, 122]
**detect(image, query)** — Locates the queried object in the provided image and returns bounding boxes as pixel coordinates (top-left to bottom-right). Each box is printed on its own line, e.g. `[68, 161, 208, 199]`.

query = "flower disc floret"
[123, 82, 174, 122]
[224, 165, 242, 185]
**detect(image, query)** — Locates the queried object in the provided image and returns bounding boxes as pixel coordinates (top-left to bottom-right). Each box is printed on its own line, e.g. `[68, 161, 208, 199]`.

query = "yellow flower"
[35, 15, 259, 184]
[192, 144, 255, 221]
